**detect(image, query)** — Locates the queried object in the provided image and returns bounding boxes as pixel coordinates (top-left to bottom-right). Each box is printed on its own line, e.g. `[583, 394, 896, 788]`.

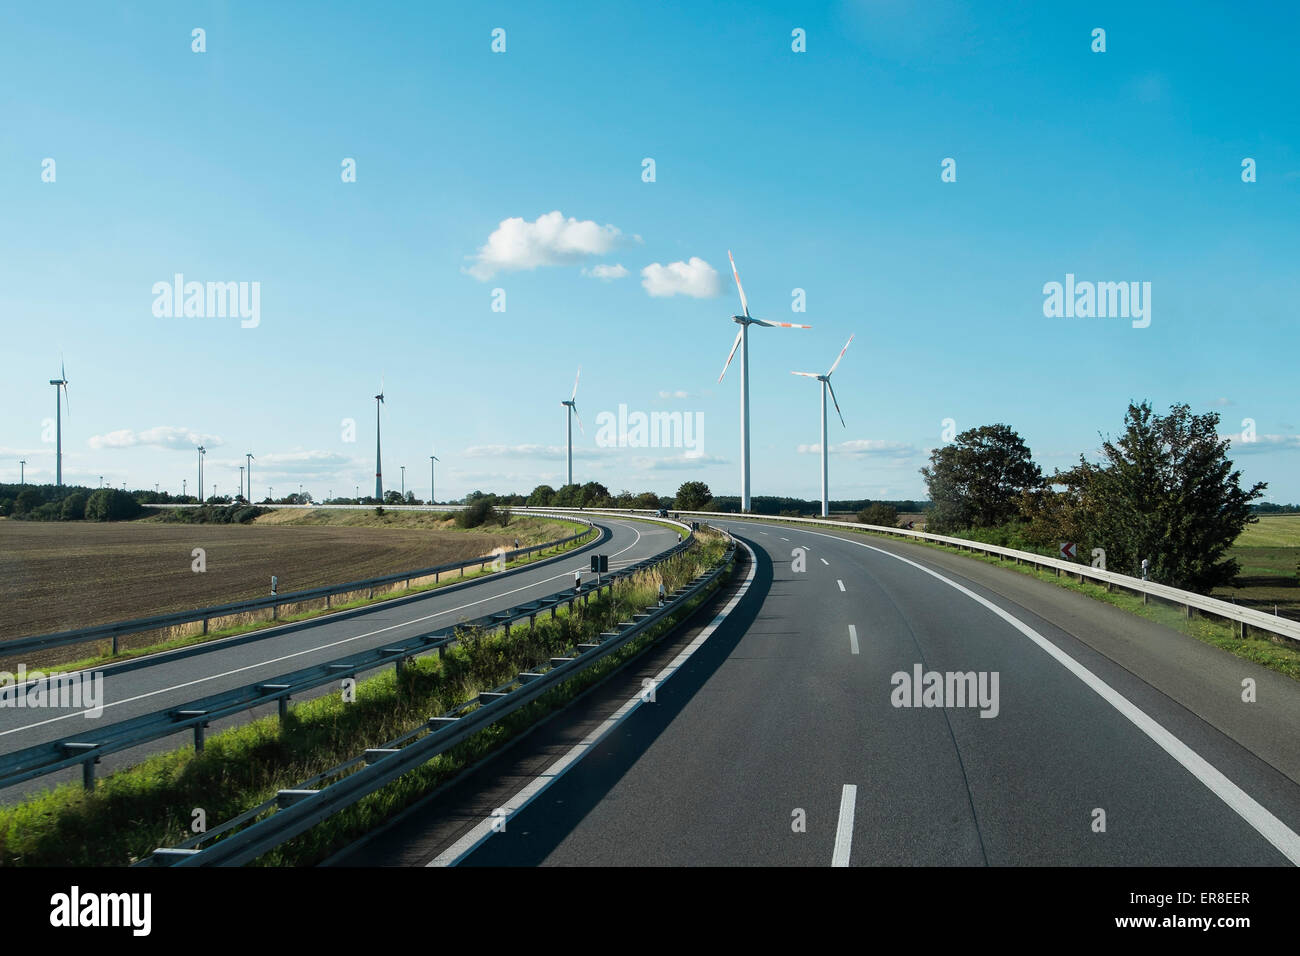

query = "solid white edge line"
[832, 784, 857, 866]
[772, 522, 1300, 867]
[427, 538, 758, 866]
[848, 624, 859, 655]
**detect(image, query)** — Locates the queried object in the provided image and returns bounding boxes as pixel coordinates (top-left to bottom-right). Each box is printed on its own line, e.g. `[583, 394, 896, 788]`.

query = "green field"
[1212, 515, 1300, 620]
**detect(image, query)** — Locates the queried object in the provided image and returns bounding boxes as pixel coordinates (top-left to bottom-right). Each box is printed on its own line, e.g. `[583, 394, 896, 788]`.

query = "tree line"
[919, 401, 1266, 593]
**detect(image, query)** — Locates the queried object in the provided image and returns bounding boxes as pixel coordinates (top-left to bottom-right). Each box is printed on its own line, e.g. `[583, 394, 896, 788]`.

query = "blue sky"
[2, 0, 1297, 503]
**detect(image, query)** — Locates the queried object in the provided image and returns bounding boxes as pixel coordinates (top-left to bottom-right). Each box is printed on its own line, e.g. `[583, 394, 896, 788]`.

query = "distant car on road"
[656, 508, 669, 517]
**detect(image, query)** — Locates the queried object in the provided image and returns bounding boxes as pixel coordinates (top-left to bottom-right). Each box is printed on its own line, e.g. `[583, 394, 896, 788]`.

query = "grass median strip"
[0, 531, 729, 867]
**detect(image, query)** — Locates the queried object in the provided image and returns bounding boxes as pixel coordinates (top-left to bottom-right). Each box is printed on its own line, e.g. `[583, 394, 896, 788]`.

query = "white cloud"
[582, 263, 629, 280]
[465, 211, 626, 280]
[657, 389, 690, 399]
[463, 443, 602, 460]
[640, 257, 722, 298]
[1222, 433, 1300, 454]
[797, 439, 919, 458]
[89, 426, 224, 450]
[634, 452, 728, 471]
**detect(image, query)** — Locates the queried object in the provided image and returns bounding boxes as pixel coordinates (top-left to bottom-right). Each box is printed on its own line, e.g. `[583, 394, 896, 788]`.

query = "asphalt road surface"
[337, 518, 1300, 866]
[0, 516, 681, 800]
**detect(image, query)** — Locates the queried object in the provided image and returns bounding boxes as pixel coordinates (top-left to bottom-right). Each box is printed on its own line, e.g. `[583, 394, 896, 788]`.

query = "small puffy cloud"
[463, 443, 601, 460]
[640, 257, 721, 298]
[1222, 433, 1300, 455]
[798, 439, 919, 458]
[1208, 397, 1234, 408]
[658, 389, 690, 400]
[89, 426, 223, 450]
[466, 211, 625, 280]
[634, 452, 728, 471]
[582, 263, 629, 280]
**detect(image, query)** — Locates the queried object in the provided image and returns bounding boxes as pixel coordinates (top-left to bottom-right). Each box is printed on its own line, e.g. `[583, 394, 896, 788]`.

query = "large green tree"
[921, 424, 1042, 531]
[674, 481, 712, 511]
[1065, 402, 1264, 591]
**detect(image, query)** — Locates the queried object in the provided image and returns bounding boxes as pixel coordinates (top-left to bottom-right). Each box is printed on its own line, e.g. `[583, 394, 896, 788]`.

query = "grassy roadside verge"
[714, 515, 1300, 682]
[30, 521, 599, 675]
[0, 531, 731, 867]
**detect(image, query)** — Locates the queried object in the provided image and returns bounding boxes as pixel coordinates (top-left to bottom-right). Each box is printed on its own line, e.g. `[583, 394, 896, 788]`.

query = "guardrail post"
[203, 615, 209, 635]
[273, 602, 279, 621]
[194, 723, 207, 752]
[279, 696, 289, 720]
[1185, 604, 1193, 619]
[82, 758, 97, 791]
[112, 634, 119, 656]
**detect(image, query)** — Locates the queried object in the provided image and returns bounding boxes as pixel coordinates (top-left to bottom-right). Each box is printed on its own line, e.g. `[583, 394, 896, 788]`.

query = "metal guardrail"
[2, 512, 599, 661]
[517, 507, 1300, 645]
[0, 521, 696, 793]
[141, 528, 734, 866]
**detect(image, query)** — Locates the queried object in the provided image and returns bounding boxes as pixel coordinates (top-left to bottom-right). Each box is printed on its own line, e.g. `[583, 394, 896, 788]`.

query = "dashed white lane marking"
[837, 580, 846, 592]
[848, 625, 859, 655]
[774, 522, 1300, 868]
[428, 539, 760, 866]
[820, 558, 830, 566]
[832, 784, 857, 867]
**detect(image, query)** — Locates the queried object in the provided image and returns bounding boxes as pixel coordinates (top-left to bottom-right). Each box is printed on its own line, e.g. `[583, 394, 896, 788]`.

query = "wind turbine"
[197, 446, 206, 502]
[373, 377, 385, 501]
[718, 251, 810, 511]
[560, 368, 583, 487]
[430, 448, 440, 504]
[246, 453, 255, 501]
[48, 360, 70, 486]
[792, 334, 854, 518]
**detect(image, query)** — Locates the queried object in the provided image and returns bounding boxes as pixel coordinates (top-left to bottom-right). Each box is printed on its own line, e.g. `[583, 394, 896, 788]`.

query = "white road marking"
[0, 522, 650, 736]
[837, 579, 846, 592]
[820, 558, 830, 566]
[779, 537, 790, 542]
[848, 625, 859, 655]
[832, 784, 857, 867]
[428, 539, 759, 866]
[766, 522, 1300, 867]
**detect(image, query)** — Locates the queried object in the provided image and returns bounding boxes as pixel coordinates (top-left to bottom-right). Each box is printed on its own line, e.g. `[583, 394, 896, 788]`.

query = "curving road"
[0, 516, 681, 800]
[338, 517, 1300, 867]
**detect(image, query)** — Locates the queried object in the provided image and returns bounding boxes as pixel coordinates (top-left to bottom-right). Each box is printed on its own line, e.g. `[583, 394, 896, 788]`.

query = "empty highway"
[336, 518, 1300, 866]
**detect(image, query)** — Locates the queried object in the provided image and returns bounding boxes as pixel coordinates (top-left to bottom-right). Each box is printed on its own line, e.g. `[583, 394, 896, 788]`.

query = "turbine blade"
[827, 379, 845, 428]
[728, 250, 750, 318]
[791, 371, 819, 378]
[571, 366, 581, 401]
[62, 383, 70, 417]
[718, 328, 743, 383]
[572, 403, 584, 436]
[827, 333, 855, 376]
[751, 318, 811, 329]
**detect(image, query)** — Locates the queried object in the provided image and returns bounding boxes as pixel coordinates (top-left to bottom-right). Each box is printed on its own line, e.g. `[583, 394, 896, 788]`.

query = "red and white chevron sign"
[1059, 541, 1077, 561]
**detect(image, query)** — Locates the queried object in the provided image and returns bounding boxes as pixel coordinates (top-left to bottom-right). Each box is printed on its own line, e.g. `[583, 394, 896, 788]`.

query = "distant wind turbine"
[792, 334, 854, 518]
[430, 448, 440, 504]
[48, 359, 70, 486]
[718, 252, 810, 511]
[560, 368, 583, 487]
[374, 376, 385, 500]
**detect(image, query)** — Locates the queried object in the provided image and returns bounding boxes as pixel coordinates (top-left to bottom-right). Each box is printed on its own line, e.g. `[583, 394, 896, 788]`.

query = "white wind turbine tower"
[49, 358, 70, 487]
[560, 368, 583, 487]
[792, 334, 854, 518]
[718, 251, 810, 512]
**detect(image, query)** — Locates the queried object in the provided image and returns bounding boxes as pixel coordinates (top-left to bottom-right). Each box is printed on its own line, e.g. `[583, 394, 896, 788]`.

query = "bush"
[85, 489, 144, 521]
[496, 508, 512, 528]
[0, 498, 11, 517]
[456, 498, 496, 529]
[857, 503, 899, 527]
[13, 489, 41, 516]
[60, 493, 87, 521]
